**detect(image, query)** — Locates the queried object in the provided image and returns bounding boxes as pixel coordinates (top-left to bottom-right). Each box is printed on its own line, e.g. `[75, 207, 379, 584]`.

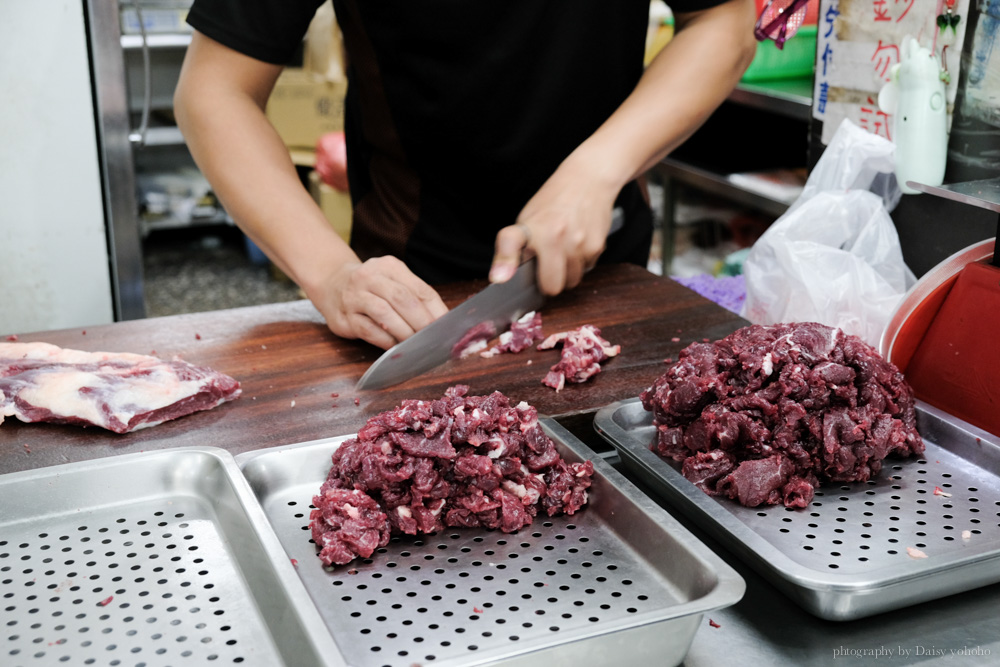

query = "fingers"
[368, 258, 447, 329]
[489, 224, 530, 283]
[351, 258, 447, 341]
[533, 223, 596, 295]
[349, 312, 401, 350]
[358, 290, 418, 344]
[399, 271, 449, 320]
[323, 257, 448, 350]
[535, 249, 567, 296]
[536, 245, 588, 294]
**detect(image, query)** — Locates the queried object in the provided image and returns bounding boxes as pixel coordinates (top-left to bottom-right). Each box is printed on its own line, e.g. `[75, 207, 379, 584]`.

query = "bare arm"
[490, 0, 758, 294]
[174, 33, 447, 349]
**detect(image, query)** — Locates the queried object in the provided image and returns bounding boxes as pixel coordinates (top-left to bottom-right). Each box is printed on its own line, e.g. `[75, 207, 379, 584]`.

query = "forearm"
[567, 0, 757, 192]
[174, 41, 357, 298]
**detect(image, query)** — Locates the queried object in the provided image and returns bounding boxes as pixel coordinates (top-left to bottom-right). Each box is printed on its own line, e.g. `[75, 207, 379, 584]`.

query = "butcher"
[174, 0, 756, 350]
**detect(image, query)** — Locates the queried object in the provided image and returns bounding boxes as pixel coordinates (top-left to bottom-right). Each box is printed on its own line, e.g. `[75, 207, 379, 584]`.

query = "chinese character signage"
[813, 0, 971, 143]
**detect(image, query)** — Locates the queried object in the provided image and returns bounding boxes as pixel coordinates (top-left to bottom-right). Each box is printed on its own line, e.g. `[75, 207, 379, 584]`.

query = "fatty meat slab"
[640, 322, 923, 508]
[0, 341, 241, 434]
[310, 385, 594, 566]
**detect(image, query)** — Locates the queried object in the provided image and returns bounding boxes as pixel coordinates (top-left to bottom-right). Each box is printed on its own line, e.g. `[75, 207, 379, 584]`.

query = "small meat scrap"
[311, 488, 391, 566]
[97, 596, 113, 607]
[641, 322, 924, 509]
[962, 530, 972, 541]
[708, 619, 721, 628]
[933, 486, 952, 497]
[481, 311, 544, 358]
[310, 385, 594, 566]
[0, 342, 241, 434]
[452, 322, 497, 359]
[906, 547, 928, 559]
[538, 325, 620, 391]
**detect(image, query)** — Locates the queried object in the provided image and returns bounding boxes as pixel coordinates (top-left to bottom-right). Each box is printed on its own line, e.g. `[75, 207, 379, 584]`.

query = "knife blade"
[355, 258, 545, 390]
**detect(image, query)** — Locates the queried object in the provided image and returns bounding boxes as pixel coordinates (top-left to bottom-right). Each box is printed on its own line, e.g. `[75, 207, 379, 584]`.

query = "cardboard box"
[266, 69, 346, 150]
[308, 170, 352, 243]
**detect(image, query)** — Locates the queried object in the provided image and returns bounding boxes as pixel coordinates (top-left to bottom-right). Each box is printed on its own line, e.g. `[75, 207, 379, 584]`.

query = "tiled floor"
[142, 225, 302, 318]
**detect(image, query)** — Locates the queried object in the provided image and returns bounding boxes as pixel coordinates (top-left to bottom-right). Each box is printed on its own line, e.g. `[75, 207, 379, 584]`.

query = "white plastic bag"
[743, 120, 915, 347]
[789, 119, 902, 215]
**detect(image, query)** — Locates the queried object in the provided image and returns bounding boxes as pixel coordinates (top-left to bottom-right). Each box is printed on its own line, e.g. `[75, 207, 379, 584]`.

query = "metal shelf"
[657, 75, 813, 219]
[728, 77, 814, 121]
[140, 126, 186, 147]
[657, 158, 793, 219]
[120, 33, 192, 50]
[139, 210, 232, 237]
[655, 74, 814, 273]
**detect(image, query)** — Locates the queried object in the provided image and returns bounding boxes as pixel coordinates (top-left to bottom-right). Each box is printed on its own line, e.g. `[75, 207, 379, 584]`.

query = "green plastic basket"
[741, 25, 817, 81]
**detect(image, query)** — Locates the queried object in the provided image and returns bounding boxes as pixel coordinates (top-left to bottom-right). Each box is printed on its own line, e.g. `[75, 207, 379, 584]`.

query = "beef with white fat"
[538, 325, 620, 391]
[451, 322, 497, 359]
[0, 342, 240, 434]
[310, 385, 593, 566]
[481, 311, 544, 358]
[641, 322, 923, 508]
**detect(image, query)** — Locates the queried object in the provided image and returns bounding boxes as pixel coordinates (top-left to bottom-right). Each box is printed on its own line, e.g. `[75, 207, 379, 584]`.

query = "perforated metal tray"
[594, 398, 1000, 621]
[235, 418, 745, 667]
[0, 447, 343, 667]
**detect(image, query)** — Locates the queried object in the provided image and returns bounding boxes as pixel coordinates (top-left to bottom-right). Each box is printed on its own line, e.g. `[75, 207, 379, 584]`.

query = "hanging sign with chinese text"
[813, 0, 971, 144]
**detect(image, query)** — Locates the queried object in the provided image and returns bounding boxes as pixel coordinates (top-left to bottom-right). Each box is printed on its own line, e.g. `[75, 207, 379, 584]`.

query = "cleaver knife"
[355, 258, 545, 391]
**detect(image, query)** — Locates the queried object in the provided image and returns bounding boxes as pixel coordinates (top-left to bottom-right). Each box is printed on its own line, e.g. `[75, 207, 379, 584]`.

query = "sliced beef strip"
[538, 325, 620, 391]
[0, 342, 241, 434]
[641, 322, 924, 508]
[310, 385, 594, 566]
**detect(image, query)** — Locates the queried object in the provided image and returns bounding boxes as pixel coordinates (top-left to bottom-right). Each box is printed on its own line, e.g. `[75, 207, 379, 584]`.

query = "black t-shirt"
[188, 0, 727, 284]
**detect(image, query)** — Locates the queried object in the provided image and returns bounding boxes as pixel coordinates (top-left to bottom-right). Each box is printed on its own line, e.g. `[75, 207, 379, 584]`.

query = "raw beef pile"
[310, 385, 594, 566]
[539, 325, 620, 391]
[0, 342, 241, 434]
[640, 322, 924, 508]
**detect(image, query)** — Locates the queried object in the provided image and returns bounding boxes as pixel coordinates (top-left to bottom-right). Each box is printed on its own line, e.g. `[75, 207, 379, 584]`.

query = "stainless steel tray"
[0, 447, 343, 667]
[235, 418, 745, 667]
[594, 398, 1000, 621]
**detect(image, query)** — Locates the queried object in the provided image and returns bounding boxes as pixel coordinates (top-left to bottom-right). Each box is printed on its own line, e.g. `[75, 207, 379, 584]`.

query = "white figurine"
[877, 37, 948, 195]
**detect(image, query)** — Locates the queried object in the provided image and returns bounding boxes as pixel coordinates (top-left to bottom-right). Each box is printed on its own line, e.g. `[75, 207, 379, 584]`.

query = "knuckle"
[585, 238, 606, 257]
[366, 300, 392, 323]
[386, 282, 411, 305]
[371, 255, 404, 271]
[498, 225, 525, 246]
[353, 315, 391, 345]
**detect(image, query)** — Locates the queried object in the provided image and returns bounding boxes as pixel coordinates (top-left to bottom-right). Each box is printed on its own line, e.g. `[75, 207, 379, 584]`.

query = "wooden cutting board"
[0, 264, 747, 474]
